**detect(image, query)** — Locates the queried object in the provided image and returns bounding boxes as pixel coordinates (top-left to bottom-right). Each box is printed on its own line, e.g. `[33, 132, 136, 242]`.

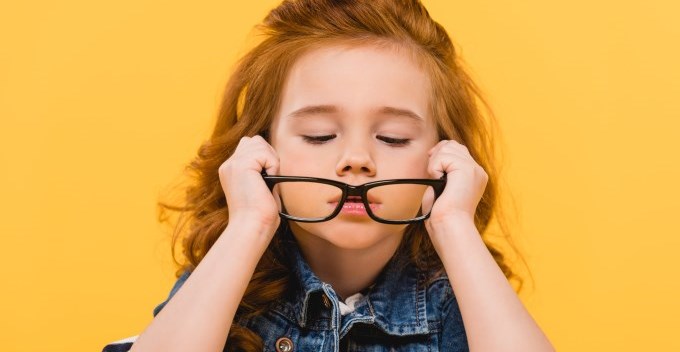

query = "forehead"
[275, 43, 433, 125]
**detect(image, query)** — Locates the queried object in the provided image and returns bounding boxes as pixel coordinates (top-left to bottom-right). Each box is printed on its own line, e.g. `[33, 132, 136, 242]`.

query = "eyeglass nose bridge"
[343, 184, 366, 198]
[341, 175, 447, 201]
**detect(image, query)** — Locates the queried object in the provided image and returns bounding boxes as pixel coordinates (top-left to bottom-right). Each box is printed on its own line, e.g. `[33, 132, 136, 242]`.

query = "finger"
[428, 139, 450, 157]
[255, 134, 280, 159]
[427, 141, 457, 177]
[435, 141, 473, 161]
[249, 135, 280, 169]
[427, 153, 471, 178]
[232, 137, 280, 176]
[449, 141, 471, 155]
[254, 148, 280, 176]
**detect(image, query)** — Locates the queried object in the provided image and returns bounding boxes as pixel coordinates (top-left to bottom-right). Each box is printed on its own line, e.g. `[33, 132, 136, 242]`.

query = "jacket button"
[275, 337, 294, 352]
[322, 294, 331, 308]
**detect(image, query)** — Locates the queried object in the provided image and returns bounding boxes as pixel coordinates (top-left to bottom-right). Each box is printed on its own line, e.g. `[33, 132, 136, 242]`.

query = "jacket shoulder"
[153, 270, 192, 317]
[101, 335, 137, 352]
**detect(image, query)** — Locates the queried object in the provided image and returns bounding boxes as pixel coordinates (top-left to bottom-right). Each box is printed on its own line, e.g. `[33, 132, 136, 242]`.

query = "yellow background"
[1, 1, 678, 351]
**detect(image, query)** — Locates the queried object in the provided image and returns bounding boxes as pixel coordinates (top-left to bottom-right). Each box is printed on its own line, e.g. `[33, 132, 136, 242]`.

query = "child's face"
[269, 43, 439, 249]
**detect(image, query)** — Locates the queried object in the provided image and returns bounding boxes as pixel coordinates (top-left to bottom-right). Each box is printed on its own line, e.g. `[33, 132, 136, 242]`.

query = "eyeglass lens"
[271, 181, 435, 222]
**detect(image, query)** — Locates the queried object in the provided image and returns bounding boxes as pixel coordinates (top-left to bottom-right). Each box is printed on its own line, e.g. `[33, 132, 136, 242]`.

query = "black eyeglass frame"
[261, 171, 447, 224]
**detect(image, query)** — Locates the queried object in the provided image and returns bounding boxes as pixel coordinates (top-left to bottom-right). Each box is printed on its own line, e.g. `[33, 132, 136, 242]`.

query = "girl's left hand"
[423, 139, 489, 226]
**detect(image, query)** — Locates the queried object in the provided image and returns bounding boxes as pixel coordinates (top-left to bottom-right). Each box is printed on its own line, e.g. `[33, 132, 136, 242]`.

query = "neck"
[291, 225, 404, 301]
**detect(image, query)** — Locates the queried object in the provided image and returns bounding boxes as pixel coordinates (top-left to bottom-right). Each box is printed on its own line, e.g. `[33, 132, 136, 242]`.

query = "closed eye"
[377, 136, 410, 146]
[301, 134, 410, 146]
[302, 135, 336, 144]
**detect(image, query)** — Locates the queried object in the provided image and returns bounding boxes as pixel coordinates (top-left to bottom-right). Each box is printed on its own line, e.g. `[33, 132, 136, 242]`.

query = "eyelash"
[302, 135, 411, 146]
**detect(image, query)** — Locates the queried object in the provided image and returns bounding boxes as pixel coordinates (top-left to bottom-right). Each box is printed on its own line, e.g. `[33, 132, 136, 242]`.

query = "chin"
[290, 219, 407, 250]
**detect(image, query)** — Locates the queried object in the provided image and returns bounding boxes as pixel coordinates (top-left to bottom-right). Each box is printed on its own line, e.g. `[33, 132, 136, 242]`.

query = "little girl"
[104, 0, 554, 351]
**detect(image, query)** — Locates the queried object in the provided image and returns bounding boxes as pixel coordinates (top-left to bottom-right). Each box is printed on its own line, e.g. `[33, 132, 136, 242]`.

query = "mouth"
[327, 195, 382, 216]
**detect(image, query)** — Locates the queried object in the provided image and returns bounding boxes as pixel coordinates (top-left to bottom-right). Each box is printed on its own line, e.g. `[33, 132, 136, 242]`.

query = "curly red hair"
[157, 0, 530, 350]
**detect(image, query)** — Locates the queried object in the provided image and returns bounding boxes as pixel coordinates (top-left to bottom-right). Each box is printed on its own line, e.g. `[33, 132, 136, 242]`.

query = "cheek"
[377, 150, 431, 178]
[278, 146, 334, 176]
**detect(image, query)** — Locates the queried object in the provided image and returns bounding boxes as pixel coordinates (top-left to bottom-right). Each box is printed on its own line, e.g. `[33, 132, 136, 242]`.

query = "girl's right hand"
[218, 135, 281, 238]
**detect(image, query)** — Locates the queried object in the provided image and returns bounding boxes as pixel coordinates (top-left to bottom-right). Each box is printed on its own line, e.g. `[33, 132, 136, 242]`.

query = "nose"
[335, 141, 376, 178]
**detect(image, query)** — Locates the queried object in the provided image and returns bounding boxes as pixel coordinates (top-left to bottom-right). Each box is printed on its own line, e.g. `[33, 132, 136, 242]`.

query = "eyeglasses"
[261, 171, 446, 224]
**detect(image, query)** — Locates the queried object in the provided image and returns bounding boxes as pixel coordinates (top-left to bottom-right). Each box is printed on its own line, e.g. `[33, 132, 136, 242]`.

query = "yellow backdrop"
[1, 1, 678, 351]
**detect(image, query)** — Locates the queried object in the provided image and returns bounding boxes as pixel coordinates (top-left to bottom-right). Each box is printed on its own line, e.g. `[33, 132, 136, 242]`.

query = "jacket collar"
[277, 224, 431, 336]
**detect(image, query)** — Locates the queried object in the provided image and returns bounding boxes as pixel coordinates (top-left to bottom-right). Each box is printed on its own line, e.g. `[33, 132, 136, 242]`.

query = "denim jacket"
[102, 227, 469, 351]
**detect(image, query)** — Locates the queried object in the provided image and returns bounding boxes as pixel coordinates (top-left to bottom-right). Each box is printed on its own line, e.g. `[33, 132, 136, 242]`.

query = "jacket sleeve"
[101, 271, 192, 352]
[440, 293, 470, 351]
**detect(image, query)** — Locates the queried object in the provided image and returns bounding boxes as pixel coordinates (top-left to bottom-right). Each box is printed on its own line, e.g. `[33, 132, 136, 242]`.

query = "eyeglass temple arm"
[434, 173, 447, 198]
[260, 170, 276, 192]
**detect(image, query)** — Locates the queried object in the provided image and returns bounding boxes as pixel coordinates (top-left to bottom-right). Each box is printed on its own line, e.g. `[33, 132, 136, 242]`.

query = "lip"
[327, 200, 381, 215]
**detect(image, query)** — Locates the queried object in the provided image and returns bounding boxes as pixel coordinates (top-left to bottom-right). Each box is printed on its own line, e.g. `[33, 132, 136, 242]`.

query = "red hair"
[158, 0, 530, 349]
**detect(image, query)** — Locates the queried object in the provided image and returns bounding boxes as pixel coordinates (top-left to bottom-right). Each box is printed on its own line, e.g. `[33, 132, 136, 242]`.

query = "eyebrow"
[287, 104, 424, 122]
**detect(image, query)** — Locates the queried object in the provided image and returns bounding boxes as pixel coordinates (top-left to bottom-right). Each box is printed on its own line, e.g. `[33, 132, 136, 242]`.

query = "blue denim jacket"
[103, 227, 469, 352]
